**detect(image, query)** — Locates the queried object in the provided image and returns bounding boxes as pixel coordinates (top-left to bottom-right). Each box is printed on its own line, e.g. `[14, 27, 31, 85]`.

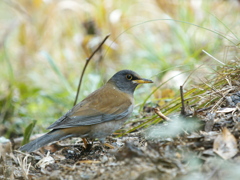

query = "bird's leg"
[82, 138, 94, 151]
[82, 137, 88, 148]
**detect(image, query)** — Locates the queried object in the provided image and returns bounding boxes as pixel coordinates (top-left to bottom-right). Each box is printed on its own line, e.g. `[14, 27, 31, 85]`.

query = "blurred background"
[0, 0, 239, 138]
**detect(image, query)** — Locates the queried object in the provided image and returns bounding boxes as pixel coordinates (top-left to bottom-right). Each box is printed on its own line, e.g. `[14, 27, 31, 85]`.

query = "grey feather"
[47, 105, 133, 129]
[19, 130, 65, 152]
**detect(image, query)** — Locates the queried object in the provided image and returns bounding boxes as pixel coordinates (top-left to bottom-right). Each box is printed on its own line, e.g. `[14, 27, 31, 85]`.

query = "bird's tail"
[19, 130, 65, 152]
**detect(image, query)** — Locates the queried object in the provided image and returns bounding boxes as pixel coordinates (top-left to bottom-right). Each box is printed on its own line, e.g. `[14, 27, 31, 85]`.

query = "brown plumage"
[19, 70, 153, 152]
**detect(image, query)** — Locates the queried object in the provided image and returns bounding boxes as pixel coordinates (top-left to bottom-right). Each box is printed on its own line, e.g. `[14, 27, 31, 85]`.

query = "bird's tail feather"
[19, 130, 64, 152]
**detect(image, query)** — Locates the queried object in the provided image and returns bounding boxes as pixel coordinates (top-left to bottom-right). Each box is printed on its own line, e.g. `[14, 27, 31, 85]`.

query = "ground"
[1, 74, 240, 180]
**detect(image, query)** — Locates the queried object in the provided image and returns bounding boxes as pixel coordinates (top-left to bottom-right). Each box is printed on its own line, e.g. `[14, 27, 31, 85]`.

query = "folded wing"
[47, 83, 134, 130]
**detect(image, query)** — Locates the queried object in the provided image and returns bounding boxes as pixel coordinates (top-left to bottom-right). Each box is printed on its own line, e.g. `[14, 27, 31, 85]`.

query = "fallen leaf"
[76, 160, 101, 164]
[36, 152, 55, 169]
[213, 127, 238, 160]
[216, 108, 236, 113]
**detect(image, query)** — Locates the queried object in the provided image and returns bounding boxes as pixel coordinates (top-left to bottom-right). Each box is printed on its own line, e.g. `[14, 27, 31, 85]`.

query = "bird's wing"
[47, 84, 133, 129]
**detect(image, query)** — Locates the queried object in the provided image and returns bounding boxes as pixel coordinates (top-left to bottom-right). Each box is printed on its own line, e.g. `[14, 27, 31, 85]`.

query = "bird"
[19, 70, 153, 152]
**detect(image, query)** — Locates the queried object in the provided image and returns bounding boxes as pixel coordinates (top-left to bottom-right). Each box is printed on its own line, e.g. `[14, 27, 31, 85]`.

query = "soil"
[1, 90, 240, 180]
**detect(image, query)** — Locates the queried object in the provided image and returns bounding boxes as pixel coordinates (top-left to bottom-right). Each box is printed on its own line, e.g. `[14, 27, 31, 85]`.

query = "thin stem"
[73, 34, 110, 106]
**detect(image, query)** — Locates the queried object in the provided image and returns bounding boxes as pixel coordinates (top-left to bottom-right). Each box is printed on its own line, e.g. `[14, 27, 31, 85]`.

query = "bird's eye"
[126, 74, 133, 80]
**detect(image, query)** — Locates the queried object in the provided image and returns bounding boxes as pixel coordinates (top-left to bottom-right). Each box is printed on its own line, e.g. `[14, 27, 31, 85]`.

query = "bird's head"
[108, 70, 153, 94]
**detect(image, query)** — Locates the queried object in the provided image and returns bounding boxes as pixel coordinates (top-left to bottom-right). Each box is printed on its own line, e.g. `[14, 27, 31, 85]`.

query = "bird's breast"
[87, 117, 128, 138]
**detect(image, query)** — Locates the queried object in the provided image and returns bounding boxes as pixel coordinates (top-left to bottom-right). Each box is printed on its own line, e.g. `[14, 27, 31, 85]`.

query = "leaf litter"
[1, 62, 240, 180]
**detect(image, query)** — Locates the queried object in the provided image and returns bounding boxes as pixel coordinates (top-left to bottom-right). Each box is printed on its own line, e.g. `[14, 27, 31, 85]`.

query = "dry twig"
[73, 34, 110, 106]
[153, 108, 171, 121]
[180, 86, 186, 116]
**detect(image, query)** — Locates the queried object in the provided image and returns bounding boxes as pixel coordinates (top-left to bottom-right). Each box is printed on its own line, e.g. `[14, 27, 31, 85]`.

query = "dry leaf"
[216, 108, 236, 113]
[76, 160, 101, 164]
[213, 127, 238, 160]
[36, 152, 55, 169]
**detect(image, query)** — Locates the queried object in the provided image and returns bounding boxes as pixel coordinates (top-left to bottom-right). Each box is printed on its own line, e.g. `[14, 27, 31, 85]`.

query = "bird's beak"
[133, 78, 153, 84]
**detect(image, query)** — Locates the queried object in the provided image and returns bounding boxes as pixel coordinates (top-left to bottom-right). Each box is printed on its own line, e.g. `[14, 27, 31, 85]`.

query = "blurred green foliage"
[21, 119, 36, 145]
[0, 0, 239, 138]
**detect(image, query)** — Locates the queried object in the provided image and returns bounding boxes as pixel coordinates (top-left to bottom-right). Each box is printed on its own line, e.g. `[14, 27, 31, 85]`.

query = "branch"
[73, 34, 110, 106]
[180, 85, 186, 116]
[153, 108, 171, 121]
